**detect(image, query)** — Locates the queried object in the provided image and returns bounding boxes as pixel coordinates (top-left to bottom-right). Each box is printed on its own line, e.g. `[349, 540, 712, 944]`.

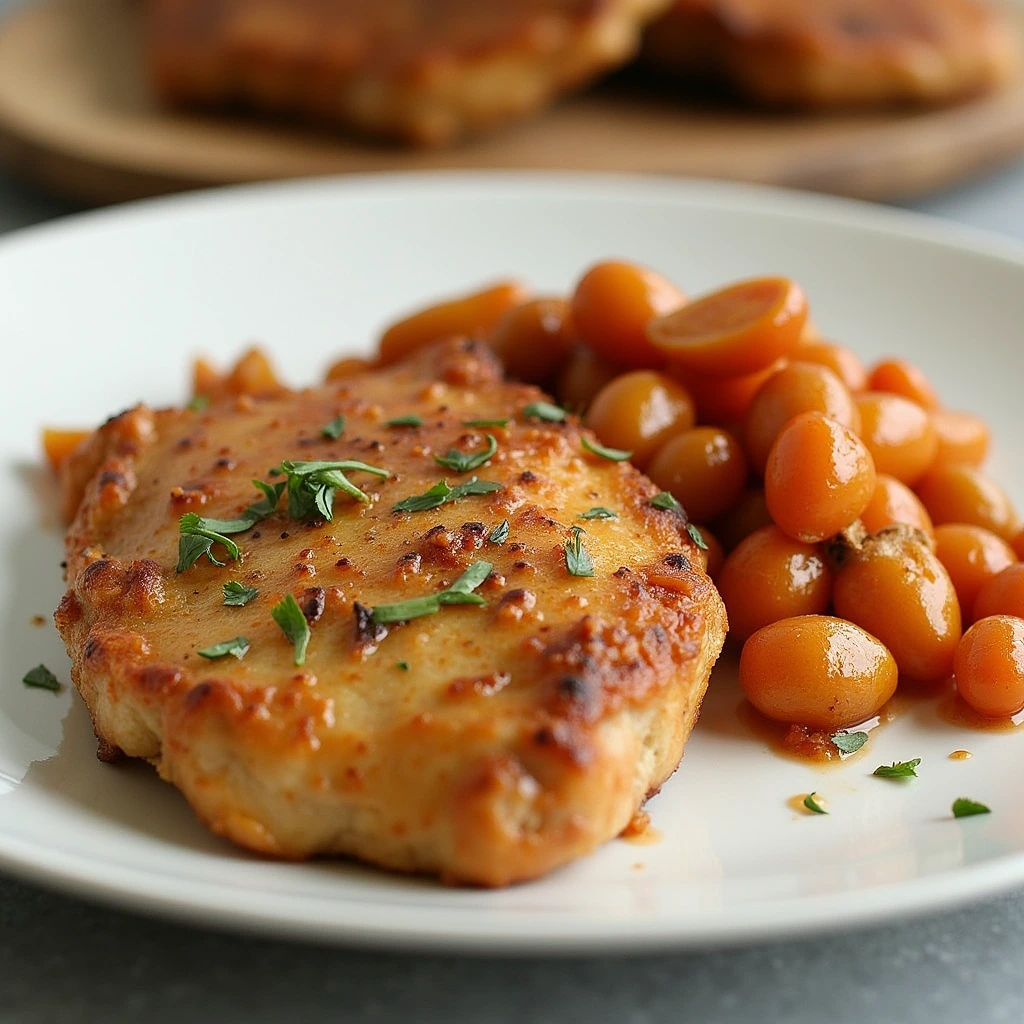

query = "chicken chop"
[55, 337, 726, 886]
[641, 0, 1019, 107]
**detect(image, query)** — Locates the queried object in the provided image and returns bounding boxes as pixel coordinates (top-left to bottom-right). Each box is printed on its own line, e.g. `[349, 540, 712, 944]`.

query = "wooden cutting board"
[4, 0, 1024, 205]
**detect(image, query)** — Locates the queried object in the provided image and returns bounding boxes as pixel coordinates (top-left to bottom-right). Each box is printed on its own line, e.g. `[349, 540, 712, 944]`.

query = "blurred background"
[2, 0, 1024, 207]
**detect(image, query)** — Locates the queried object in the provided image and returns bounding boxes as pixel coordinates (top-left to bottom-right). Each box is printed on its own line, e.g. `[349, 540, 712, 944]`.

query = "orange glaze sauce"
[734, 698, 887, 767]
[938, 692, 1024, 733]
[725, 668, 1018, 765]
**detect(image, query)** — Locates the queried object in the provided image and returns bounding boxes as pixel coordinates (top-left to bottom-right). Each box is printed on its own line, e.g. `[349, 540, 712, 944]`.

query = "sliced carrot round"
[42, 428, 90, 473]
[647, 277, 808, 376]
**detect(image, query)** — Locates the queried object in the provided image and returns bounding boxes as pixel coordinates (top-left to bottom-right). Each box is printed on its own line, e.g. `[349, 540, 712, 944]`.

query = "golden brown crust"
[55, 337, 725, 886]
[642, 0, 1020, 107]
[145, 0, 671, 145]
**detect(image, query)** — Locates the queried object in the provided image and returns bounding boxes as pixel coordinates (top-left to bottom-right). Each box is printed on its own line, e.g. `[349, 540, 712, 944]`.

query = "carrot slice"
[192, 356, 221, 399]
[671, 359, 784, 425]
[647, 277, 807, 376]
[378, 281, 529, 365]
[42, 428, 90, 473]
[325, 356, 375, 382]
[226, 348, 285, 397]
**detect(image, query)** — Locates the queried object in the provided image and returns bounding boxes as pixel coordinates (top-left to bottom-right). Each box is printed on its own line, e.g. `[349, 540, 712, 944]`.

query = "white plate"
[2, 173, 1024, 954]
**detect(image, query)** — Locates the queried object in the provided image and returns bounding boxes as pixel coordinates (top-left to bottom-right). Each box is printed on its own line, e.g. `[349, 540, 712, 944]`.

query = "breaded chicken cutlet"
[55, 338, 726, 886]
[641, 0, 1020, 107]
[145, 0, 671, 145]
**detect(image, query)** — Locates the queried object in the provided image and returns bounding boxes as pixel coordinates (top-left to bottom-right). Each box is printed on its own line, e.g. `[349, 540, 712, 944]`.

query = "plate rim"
[4, 170, 1024, 954]
[8, 169, 1024, 267]
[0, 829, 1021, 955]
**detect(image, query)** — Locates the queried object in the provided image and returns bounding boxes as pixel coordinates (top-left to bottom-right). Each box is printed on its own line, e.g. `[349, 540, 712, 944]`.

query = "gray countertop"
[5, 8, 1024, 1017]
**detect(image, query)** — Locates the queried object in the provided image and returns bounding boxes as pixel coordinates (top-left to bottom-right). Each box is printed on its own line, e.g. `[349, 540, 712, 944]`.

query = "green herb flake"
[650, 491, 683, 513]
[873, 758, 921, 779]
[370, 561, 493, 625]
[22, 664, 61, 693]
[187, 395, 210, 413]
[367, 595, 441, 624]
[175, 480, 287, 572]
[462, 418, 509, 428]
[832, 731, 869, 755]
[441, 561, 493, 600]
[565, 525, 595, 578]
[197, 636, 250, 660]
[321, 414, 346, 440]
[488, 519, 510, 545]
[686, 523, 709, 551]
[279, 459, 389, 519]
[522, 401, 567, 423]
[953, 797, 991, 818]
[434, 434, 498, 473]
[581, 436, 633, 462]
[222, 581, 259, 607]
[392, 479, 452, 514]
[803, 792, 828, 815]
[580, 507, 618, 521]
[176, 514, 243, 572]
[271, 593, 311, 666]
[247, 479, 287, 519]
[397, 661, 410, 672]
[392, 477, 502, 514]
[386, 414, 423, 428]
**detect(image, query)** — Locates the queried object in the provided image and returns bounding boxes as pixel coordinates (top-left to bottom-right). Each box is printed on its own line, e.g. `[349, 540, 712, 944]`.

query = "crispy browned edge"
[53, 339, 727, 886]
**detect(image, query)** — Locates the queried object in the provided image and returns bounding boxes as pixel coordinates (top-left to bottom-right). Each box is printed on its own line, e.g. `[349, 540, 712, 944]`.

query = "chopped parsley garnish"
[271, 593, 310, 666]
[22, 664, 60, 693]
[369, 561, 492, 625]
[187, 395, 210, 412]
[443, 561, 493, 599]
[580, 507, 618, 520]
[197, 636, 250, 660]
[648, 493, 707, 550]
[176, 480, 286, 572]
[248, 479, 288, 518]
[386, 414, 423, 428]
[832, 731, 868, 755]
[873, 758, 921, 779]
[392, 477, 502, 514]
[803, 792, 827, 815]
[279, 459, 389, 519]
[462, 418, 509, 428]
[222, 581, 259, 607]
[565, 525, 595, 578]
[434, 434, 498, 473]
[650, 491, 682, 513]
[321, 414, 346, 440]
[687, 523, 709, 551]
[177, 514, 243, 572]
[522, 401, 567, 423]
[953, 797, 990, 818]
[488, 519, 510, 545]
[581, 436, 632, 462]
[397, 661, 410, 671]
